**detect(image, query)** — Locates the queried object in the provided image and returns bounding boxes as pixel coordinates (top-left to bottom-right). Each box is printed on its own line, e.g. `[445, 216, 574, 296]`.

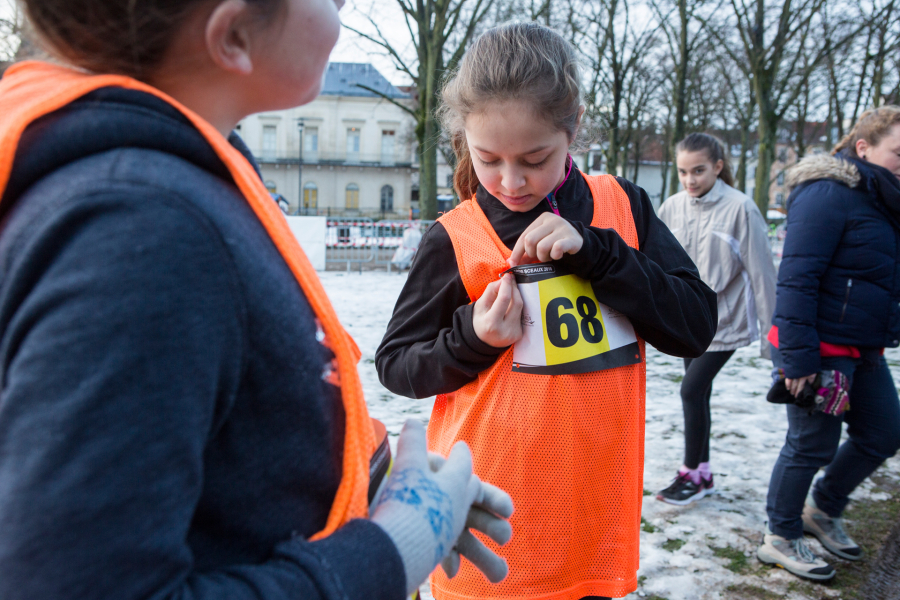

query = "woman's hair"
[675, 133, 735, 187]
[832, 106, 900, 157]
[438, 22, 584, 199]
[21, 0, 282, 80]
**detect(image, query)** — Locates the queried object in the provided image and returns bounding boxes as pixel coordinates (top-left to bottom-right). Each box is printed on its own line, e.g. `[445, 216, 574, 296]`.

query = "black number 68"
[545, 296, 604, 348]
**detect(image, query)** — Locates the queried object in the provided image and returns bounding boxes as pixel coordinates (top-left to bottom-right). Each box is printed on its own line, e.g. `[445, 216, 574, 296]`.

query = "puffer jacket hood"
[784, 153, 860, 194]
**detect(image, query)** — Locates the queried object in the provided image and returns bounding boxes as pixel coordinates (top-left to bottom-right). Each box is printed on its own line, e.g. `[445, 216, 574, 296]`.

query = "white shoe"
[757, 528, 835, 581]
[802, 497, 862, 561]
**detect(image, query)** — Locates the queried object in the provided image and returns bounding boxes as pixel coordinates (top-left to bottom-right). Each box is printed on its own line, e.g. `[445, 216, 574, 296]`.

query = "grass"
[637, 575, 647, 587]
[711, 545, 750, 574]
[662, 538, 686, 552]
[664, 372, 684, 383]
[815, 471, 900, 599]
[641, 517, 658, 533]
[724, 584, 783, 600]
[737, 468, 900, 599]
[643, 488, 653, 496]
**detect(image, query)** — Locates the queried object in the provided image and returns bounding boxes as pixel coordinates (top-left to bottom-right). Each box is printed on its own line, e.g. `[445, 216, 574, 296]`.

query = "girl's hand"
[473, 274, 524, 348]
[786, 374, 817, 397]
[508, 213, 584, 267]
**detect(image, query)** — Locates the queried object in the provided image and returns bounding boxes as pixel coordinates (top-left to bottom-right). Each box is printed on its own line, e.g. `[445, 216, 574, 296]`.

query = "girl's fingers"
[550, 238, 578, 261]
[477, 280, 501, 313]
[505, 278, 523, 319]
[488, 274, 514, 318]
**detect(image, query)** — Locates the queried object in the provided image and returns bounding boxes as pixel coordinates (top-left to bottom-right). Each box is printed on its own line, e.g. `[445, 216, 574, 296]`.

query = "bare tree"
[867, 0, 898, 108]
[344, 0, 493, 220]
[620, 59, 659, 183]
[717, 52, 756, 192]
[703, 0, 860, 213]
[650, 0, 713, 196]
[574, 0, 659, 176]
[0, 0, 25, 64]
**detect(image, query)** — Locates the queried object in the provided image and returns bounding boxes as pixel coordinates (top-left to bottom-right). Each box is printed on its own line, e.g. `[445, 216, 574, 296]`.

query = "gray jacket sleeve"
[740, 201, 778, 358]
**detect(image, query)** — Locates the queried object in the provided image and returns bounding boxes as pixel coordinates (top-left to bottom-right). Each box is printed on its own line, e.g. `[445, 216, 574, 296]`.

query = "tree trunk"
[417, 34, 444, 221]
[862, 519, 900, 600]
[755, 114, 776, 215]
[668, 0, 689, 198]
[660, 122, 672, 203]
[737, 119, 750, 193]
[419, 118, 439, 220]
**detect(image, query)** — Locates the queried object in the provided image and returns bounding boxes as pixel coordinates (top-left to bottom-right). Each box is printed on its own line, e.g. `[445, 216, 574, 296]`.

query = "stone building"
[237, 63, 416, 218]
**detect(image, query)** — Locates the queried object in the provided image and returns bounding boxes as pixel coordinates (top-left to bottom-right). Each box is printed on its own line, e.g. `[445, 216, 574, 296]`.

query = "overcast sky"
[333, 0, 417, 87]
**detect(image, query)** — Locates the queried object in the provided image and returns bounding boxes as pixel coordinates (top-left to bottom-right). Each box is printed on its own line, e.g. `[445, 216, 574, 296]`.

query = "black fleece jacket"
[376, 168, 718, 399]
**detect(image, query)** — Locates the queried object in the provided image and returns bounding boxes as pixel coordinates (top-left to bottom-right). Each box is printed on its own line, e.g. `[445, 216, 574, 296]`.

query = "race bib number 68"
[509, 263, 641, 375]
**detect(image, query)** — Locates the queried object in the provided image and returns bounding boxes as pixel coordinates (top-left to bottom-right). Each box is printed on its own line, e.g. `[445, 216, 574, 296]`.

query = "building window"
[304, 182, 318, 209]
[346, 128, 361, 161]
[264, 180, 277, 193]
[446, 174, 454, 188]
[381, 130, 395, 164]
[777, 148, 787, 162]
[776, 192, 785, 206]
[262, 125, 277, 158]
[380, 185, 394, 213]
[777, 171, 785, 186]
[346, 183, 360, 210]
[305, 127, 318, 154]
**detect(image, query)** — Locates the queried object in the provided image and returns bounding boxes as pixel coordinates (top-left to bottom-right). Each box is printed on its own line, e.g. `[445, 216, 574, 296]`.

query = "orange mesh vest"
[0, 61, 374, 540]
[429, 174, 646, 600]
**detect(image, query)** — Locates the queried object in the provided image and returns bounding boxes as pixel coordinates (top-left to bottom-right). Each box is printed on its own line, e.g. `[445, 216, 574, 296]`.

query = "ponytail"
[451, 132, 479, 199]
[676, 133, 734, 187]
[832, 106, 900, 157]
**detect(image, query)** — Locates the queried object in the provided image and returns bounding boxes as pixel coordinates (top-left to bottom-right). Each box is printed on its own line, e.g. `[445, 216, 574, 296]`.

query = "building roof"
[321, 63, 409, 99]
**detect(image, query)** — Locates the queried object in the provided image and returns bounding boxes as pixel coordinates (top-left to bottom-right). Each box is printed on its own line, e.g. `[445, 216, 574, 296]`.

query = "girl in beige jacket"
[656, 133, 777, 505]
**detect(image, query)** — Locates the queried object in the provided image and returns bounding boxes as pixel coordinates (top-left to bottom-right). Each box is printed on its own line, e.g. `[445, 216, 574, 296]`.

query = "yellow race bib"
[509, 263, 641, 375]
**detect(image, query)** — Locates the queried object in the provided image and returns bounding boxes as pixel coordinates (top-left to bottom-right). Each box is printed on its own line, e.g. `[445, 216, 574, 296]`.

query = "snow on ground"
[319, 270, 900, 600]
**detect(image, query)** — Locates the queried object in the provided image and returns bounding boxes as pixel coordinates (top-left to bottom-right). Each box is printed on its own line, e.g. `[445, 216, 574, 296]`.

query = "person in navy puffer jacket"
[757, 107, 900, 582]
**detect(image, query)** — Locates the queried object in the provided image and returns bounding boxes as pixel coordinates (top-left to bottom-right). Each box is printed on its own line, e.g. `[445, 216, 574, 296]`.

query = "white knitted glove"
[429, 454, 514, 583]
[370, 420, 481, 596]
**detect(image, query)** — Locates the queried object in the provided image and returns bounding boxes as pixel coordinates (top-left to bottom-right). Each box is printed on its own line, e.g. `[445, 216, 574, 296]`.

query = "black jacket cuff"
[456, 303, 510, 358]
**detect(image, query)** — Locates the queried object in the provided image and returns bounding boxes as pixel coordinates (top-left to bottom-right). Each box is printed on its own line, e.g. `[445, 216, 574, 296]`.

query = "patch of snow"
[318, 271, 900, 600]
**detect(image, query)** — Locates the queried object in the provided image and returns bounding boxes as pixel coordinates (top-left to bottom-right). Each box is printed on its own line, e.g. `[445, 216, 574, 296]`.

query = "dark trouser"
[766, 346, 900, 539]
[680, 350, 735, 469]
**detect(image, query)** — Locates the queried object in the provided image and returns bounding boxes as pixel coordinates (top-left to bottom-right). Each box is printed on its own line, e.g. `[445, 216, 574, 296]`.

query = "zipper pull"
[547, 194, 560, 216]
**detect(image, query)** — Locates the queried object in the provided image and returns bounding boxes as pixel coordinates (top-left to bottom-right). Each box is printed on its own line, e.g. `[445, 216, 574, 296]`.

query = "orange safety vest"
[0, 61, 375, 541]
[429, 174, 646, 600]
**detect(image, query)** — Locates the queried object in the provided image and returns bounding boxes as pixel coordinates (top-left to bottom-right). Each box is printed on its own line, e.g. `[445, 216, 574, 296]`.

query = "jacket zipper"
[547, 194, 560, 216]
[839, 279, 853, 323]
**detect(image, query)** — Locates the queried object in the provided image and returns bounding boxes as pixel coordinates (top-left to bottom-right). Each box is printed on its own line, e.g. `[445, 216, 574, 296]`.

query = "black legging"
[681, 350, 735, 469]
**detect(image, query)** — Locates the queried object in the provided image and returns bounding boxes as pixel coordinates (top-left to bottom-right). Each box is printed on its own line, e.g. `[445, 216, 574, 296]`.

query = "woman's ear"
[855, 138, 869, 160]
[205, 0, 254, 75]
[713, 159, 724, 176]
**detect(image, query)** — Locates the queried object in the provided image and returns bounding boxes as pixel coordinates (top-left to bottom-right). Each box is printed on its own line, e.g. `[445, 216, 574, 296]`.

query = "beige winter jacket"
[658, 178, 776, 356]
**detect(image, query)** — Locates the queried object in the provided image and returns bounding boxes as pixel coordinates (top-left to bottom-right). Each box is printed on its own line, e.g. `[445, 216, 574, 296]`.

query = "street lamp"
[297, 117, 305, 215]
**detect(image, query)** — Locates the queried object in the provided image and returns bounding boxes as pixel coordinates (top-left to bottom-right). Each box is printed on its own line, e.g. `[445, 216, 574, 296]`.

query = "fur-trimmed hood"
[784, 153, 860, 193]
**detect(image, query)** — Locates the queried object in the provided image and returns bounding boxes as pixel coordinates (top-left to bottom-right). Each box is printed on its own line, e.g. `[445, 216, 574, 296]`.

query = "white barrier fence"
[326, 219, 434, 272]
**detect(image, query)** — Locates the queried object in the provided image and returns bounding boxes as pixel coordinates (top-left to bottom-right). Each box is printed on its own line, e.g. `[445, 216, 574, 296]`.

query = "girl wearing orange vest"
[0, 1, 514, 599]
[377, 23, 717, 600]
